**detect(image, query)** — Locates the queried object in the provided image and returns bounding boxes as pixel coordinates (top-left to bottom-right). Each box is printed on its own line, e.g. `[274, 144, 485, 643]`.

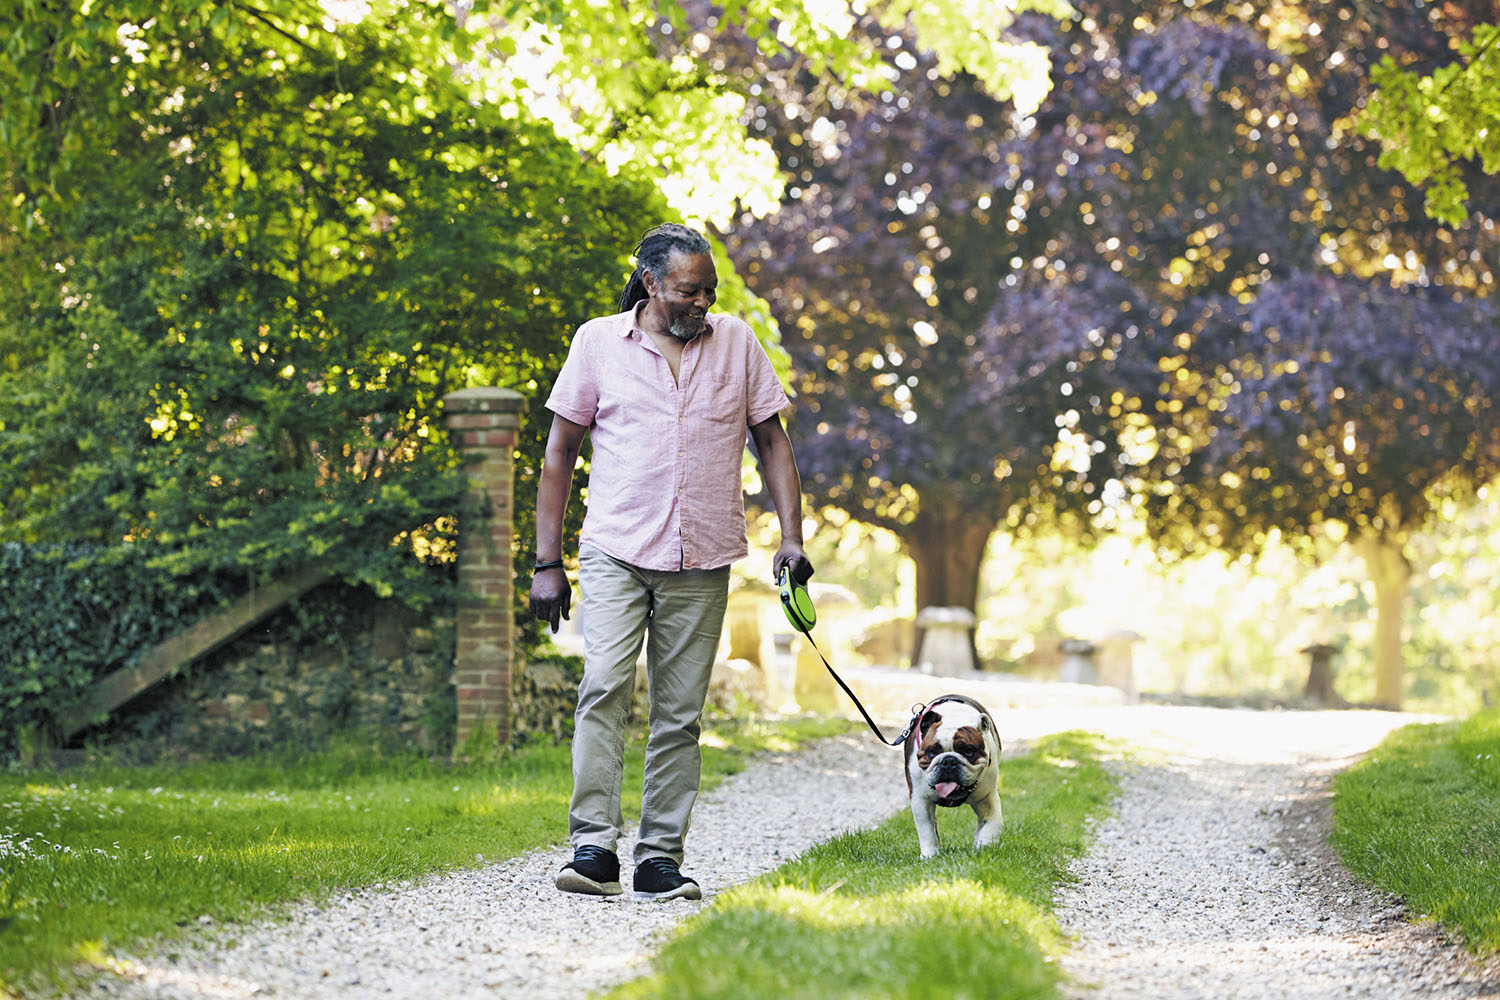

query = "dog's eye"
[917, 754, 932, 767]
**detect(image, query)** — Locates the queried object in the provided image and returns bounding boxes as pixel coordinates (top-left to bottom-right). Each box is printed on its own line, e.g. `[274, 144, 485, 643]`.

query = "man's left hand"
[773, 544, 813, 586]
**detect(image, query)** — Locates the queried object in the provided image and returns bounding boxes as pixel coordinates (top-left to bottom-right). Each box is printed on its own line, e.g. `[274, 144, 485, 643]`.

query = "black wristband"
[534, 559, 564, 572]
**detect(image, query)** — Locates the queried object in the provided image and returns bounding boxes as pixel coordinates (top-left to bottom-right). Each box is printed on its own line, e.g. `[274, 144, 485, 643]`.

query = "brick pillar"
[443, 387, 526, 753]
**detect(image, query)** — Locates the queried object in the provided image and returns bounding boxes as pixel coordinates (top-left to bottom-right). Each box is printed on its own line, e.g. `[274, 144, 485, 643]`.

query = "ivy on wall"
[0, 542, 242, 752]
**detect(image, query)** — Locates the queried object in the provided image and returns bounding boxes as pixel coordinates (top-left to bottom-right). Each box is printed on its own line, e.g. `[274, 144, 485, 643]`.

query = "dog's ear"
[976, 712, 1000, 753]
[921, 711, 943, 735]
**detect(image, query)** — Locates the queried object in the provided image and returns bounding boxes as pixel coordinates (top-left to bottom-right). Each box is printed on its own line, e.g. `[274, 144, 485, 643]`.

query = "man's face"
[647, 251, 718, 341]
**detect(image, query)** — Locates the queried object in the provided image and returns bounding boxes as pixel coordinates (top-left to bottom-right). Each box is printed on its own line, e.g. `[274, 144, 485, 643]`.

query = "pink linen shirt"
[546, 306, 791, 571]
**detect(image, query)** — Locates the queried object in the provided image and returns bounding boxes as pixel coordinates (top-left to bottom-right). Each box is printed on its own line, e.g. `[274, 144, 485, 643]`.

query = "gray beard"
[668, 315, 705, 341]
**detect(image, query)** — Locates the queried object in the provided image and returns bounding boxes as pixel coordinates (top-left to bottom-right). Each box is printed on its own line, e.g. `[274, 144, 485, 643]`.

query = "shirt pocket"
[690, 372, 746, 425]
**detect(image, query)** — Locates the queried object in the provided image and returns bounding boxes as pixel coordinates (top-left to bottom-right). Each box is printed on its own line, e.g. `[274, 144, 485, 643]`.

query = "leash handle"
[795, 627, 922, 748]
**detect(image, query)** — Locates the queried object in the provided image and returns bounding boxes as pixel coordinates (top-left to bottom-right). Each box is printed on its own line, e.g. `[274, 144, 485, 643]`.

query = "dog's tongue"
[935, 781, 959, 799]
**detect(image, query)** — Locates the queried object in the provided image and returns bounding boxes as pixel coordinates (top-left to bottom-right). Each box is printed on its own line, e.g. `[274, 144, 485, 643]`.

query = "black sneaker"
[555, 845, 622, 896]
[633, 857, 702, 901]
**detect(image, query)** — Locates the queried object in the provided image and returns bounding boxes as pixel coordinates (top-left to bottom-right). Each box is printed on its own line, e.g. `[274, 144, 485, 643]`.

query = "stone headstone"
[1059, 637, 1099, 685]
[914, 606, 978, 676]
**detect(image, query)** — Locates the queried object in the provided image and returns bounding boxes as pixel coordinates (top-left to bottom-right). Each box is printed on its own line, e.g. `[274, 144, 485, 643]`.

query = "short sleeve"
[744, 327, 791, 426]
[546, 326, 599, 426]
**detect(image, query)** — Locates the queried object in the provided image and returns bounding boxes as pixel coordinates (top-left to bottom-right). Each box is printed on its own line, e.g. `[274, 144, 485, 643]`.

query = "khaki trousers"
[569, 544, 730, 864]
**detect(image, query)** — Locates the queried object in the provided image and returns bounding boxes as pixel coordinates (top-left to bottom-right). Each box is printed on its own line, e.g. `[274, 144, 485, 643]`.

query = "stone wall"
[97, 579, 586, 759]
[99, 584, 455, 758]
[511, 656, 584, 745]
[193, 632, 454, 752]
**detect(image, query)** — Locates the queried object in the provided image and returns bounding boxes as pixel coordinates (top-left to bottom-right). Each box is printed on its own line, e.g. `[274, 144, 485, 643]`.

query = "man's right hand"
[529, 567, 572, 633]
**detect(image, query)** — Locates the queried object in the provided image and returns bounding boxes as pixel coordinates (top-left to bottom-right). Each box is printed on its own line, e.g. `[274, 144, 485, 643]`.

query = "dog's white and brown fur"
[903, 694, 1003, 858]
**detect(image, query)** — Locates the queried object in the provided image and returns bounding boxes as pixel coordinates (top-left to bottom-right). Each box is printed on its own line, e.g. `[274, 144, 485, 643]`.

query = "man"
[529, 223, 813, 901]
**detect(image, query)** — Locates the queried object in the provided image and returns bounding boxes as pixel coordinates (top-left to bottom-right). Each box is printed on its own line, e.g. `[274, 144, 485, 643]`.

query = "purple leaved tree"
[1140, 275, 1500, 707]
[721, 5, 1312, 632]
[1122, 0, 1500, 707]
[708, 0, 1498, 701]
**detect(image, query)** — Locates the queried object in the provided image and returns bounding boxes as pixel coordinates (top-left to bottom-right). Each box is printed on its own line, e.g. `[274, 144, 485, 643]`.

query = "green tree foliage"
[0, 2, 668, 742]
[459, 0, 1070, 344]
[479, 0, 1068, 222]
[0, 0, 1066, 741]
[1360, 22, 1500, 226]
[2, 1, 669, 565]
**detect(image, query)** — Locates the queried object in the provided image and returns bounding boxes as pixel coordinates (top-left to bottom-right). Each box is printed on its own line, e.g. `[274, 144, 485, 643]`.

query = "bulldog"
[903, 694, 1003, 858]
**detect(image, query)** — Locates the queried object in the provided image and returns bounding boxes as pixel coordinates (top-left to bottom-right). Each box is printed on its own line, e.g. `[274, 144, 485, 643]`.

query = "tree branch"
[232, 2, 327, 57]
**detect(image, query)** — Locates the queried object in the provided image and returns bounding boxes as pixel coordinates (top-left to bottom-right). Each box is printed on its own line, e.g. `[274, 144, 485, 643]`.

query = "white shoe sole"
[555, 870, 623, 896]
[633, 883, 702, 901]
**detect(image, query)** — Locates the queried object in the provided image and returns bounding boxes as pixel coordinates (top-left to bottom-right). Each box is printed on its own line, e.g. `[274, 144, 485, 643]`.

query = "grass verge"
[1332, 706, 1500, 957]
[0, 716, 848, 997]
[607, 730, 1117, 1000]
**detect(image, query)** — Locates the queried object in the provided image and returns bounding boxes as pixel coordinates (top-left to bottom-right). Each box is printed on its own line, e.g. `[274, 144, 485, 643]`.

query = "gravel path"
[1052, 707, 1500, 1000]
[83, 732, 907, 1000]
[77, 704, 1500, 999]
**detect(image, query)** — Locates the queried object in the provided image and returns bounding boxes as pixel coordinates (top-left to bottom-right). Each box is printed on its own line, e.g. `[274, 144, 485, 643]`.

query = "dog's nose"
[935, 755, 965, 778]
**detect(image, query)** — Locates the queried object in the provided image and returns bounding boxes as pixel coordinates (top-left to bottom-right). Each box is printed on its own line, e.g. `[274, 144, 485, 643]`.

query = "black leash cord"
[794, 626, 922, 748]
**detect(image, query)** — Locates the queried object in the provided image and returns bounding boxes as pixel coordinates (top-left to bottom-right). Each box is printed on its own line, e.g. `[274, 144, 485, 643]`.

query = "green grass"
[608, 730, 1118, 1000]
[1332, 706, 1500, 957]
[0, 716, 848, 997]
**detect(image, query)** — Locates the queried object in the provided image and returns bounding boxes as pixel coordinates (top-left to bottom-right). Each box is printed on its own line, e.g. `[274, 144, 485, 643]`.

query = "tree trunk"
[1302, 645, 1341, 706]
[1358, 532, 1411, 710]
[904, 503, 999, 666]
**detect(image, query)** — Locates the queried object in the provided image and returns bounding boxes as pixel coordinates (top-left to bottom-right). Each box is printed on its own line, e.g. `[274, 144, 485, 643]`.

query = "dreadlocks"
[617, 223, 712, 313]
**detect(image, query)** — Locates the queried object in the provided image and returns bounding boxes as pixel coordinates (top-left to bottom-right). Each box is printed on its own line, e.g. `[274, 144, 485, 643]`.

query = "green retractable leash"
[778, 565, 924, 748]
